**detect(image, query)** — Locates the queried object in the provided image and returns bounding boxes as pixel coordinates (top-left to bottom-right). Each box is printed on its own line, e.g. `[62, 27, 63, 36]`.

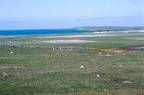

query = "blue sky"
[0, 0, 144, 29]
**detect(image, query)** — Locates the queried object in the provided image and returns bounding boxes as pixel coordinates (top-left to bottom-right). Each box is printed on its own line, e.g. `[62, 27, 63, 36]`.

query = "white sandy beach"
[40, 34, 115, 44]
[36, 34, 115, 38]
[43, 39, 97, 44]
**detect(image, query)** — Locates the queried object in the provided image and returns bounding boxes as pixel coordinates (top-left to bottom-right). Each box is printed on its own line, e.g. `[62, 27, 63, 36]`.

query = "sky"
[0, 0, 144, 30]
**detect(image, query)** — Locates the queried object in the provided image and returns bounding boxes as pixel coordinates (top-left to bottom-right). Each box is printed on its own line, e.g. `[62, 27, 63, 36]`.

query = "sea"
[0, 29, 138, 36]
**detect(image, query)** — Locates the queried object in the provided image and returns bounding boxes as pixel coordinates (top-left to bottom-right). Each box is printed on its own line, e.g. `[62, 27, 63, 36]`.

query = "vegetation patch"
[0, 33, 144, 95]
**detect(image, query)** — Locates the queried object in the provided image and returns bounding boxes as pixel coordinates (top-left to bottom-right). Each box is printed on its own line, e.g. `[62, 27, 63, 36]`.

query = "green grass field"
[0, 33, 144, 95]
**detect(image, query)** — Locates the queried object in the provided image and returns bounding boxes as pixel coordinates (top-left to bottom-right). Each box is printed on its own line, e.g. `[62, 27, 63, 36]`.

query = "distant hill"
[76, 26, 144, 31]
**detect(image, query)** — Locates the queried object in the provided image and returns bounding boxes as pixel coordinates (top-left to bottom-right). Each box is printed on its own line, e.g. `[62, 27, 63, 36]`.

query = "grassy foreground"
[0, 33, 144, 95]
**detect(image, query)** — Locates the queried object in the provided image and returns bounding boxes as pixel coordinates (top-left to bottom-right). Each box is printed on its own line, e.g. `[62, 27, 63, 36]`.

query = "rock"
[106, 54, 112, 56]
[123, 81, 133, 84]
[98, 52, 102, 56]
[118, 65, 122, 67]
[2, 72, 9, 78]
[97, 74, 100, 77]
[10, 52, 14, 54]
[80, 66, 85, 69]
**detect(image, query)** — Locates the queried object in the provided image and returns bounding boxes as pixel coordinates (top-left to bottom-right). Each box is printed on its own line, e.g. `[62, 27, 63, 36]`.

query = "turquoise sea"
[0, 29, 135, 36]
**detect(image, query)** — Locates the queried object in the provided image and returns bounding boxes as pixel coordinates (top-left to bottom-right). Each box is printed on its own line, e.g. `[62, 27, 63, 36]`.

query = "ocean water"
[0, 29, 134, 36]
[0, 29, 94, 36]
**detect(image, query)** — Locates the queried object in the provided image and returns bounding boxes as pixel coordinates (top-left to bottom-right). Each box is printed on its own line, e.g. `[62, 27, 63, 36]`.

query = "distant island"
[76, 26, 144, 31]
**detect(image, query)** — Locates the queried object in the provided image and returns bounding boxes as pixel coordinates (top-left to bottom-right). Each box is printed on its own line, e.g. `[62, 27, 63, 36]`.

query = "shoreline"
[0, 29, 143, 37]
[1, 31, 144, 38]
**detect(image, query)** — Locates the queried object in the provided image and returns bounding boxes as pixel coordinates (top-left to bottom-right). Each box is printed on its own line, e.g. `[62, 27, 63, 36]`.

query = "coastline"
[0, 29, 143, 37]
[0, 31, 144, 50]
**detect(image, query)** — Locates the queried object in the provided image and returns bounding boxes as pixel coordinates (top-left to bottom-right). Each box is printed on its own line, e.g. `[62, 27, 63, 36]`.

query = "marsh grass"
[0, 33, 144, 95]
[0, 48, 144, 95]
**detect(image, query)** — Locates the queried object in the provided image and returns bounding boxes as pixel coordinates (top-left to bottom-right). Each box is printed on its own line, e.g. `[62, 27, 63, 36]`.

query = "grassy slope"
[0, 33, 144, 95]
